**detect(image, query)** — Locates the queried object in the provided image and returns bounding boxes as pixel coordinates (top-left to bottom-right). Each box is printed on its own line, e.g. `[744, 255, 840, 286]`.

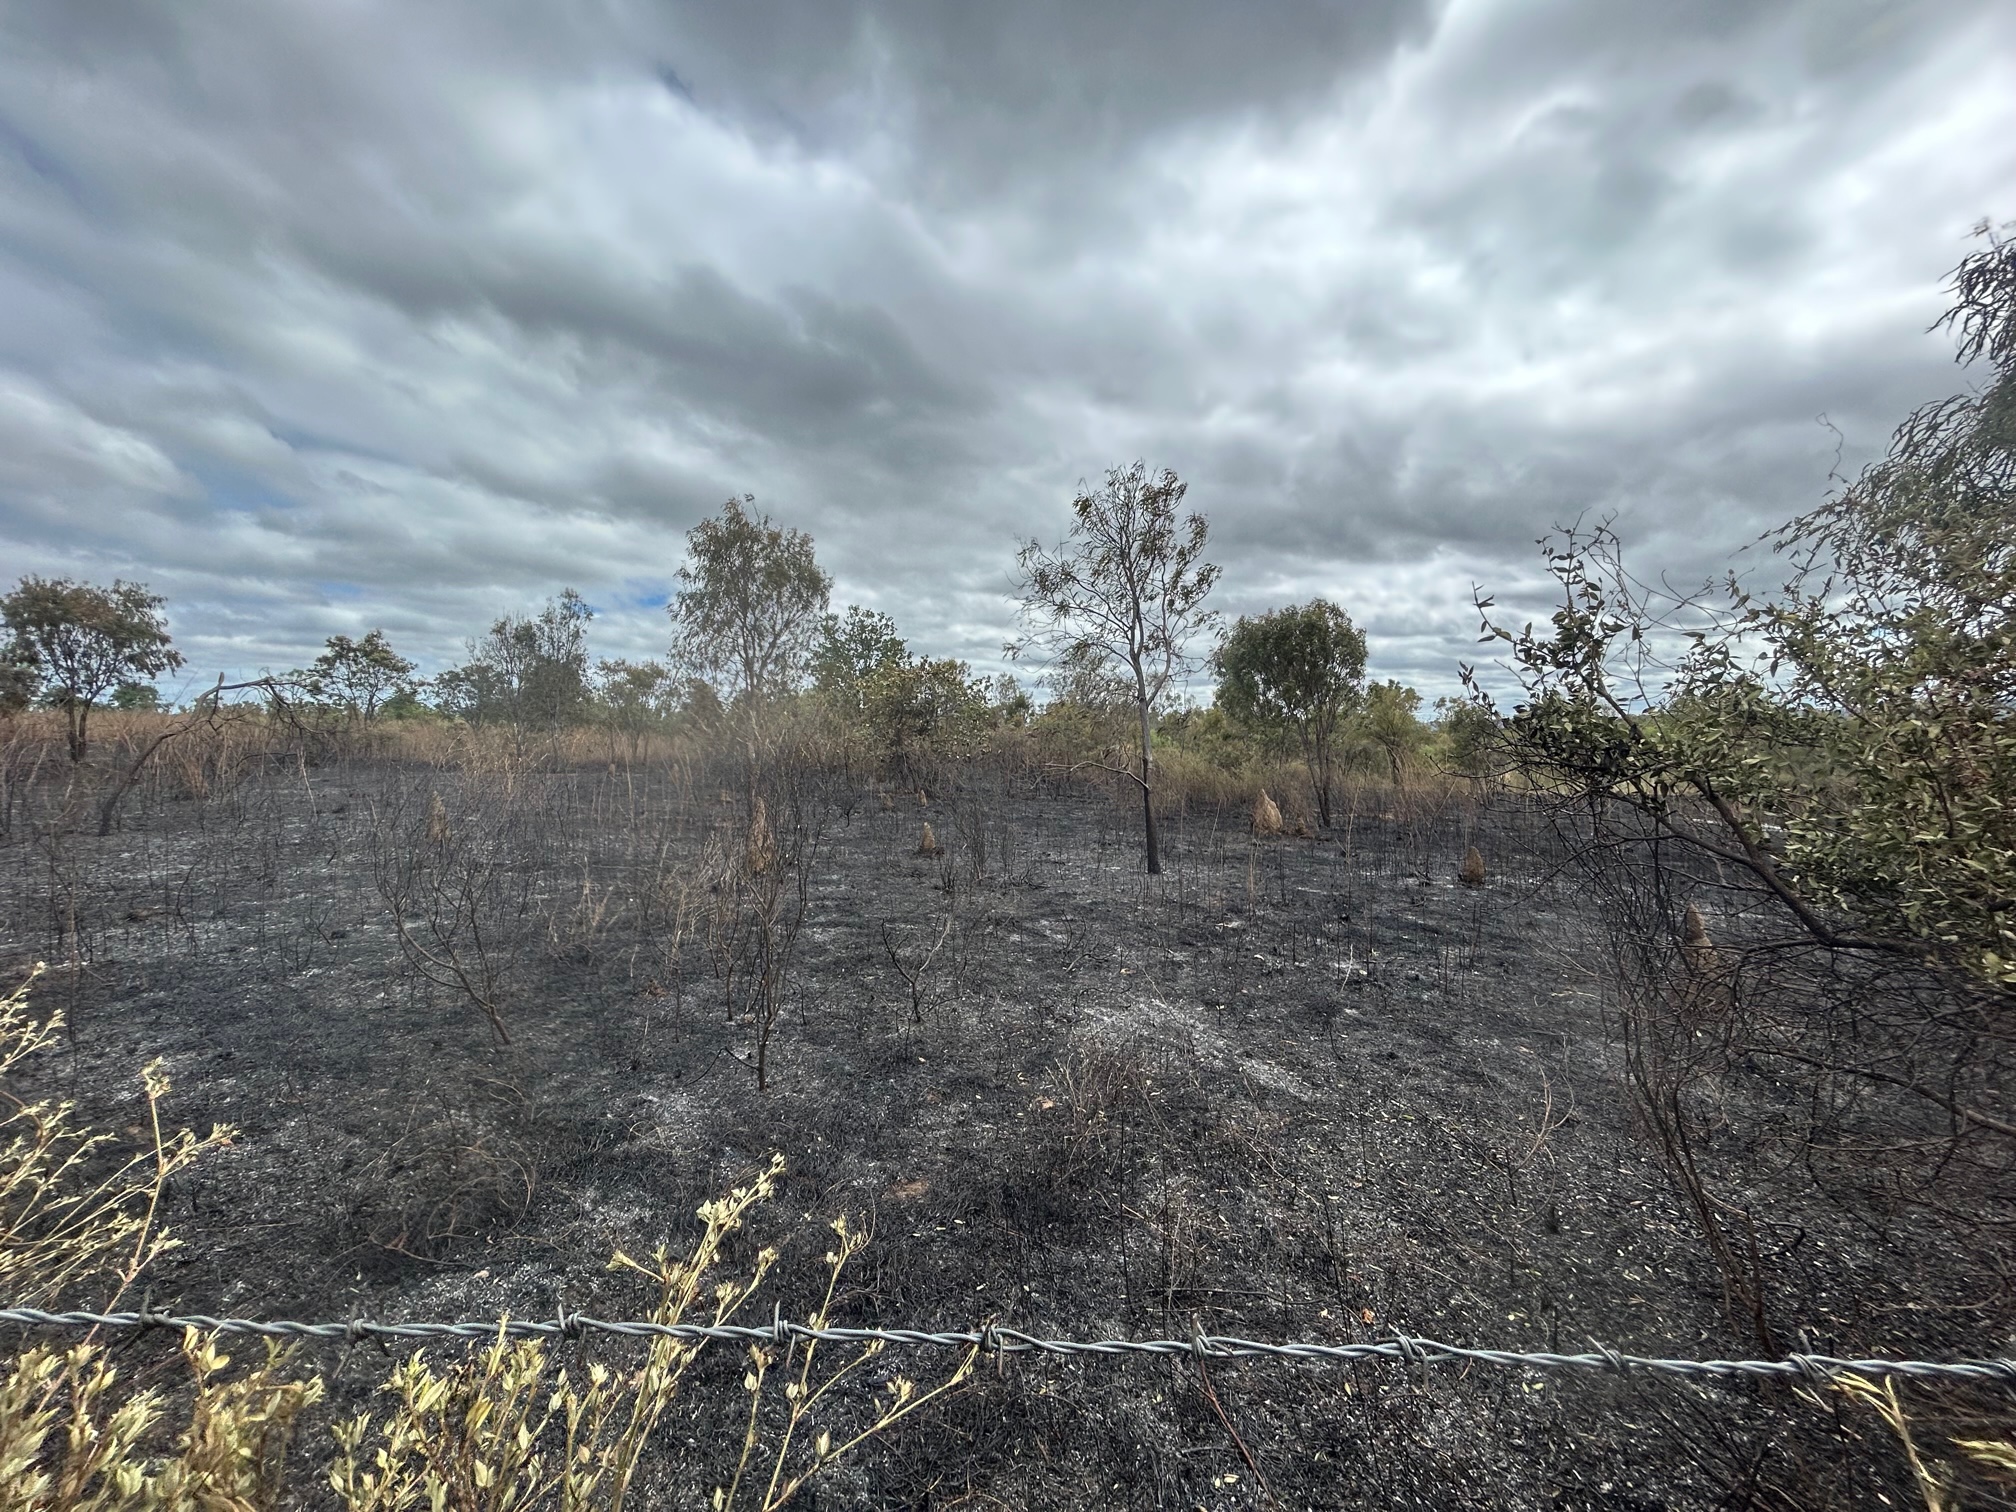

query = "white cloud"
[0, 0, 2010, 697]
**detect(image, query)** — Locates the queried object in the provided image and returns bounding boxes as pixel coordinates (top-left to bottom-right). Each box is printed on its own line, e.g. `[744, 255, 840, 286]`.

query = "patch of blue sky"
[314, 580, 368, 602]
[187, 460, 303, 515]
[612, 578, 675, 612]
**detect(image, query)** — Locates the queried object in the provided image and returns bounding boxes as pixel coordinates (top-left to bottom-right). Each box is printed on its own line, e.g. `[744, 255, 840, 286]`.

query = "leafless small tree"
[370, 782, 534, 1047]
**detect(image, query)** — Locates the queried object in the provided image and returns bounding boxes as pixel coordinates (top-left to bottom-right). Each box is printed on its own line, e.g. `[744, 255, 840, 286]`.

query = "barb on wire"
[2, 1306, 2012, 1389]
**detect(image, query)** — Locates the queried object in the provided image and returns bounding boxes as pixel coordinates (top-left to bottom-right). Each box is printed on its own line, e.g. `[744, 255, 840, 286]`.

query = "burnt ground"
[0, 754, 1996, 1509]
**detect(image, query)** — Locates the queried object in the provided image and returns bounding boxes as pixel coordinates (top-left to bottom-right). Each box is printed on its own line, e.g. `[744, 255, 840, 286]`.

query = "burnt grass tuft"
[1, 754, 1991, 1508]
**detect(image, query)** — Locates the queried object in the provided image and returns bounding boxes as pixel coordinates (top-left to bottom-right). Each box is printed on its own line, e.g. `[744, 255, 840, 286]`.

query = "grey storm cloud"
[0, 0, 2011, 701]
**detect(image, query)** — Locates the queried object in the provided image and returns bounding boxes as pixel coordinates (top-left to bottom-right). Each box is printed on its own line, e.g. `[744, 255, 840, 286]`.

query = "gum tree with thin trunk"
[1010, 461, 1220, 874]
[668, 496, 832, 712]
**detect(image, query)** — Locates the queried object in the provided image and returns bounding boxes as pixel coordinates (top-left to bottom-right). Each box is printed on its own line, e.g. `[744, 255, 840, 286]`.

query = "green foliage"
[305, 630, 419, 720]
[594, 659, 675, 726]
[1478, 218, 2016, 987]
[985, 673, 1033, 729]
[378, 688, 438, 722]
[1156, 703, 1257, 774]
[670, 497, 832, 708]
[107, 683, 162, 713]
[1215, 599, 1367, 824]
[672, 676, 726, 734]
[865, 657, 992, 780]
[436, 590, 594, 731]
[1433, 695, 1502, 779]
[809, 607, 908, 723]
[0, 578, 183, 761]
[0, 654, 36, 714]
[1024, 653, 1137, 768]
[1350, 680, 1428, 785]
[811, 608, 989, 780]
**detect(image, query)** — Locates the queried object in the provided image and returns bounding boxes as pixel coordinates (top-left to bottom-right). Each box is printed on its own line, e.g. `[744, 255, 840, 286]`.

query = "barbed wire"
[4, 1305, 2013, 1388]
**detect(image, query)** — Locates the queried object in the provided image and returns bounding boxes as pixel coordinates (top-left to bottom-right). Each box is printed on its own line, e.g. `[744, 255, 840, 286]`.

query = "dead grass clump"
[1459, 845, 1486, 887]
[1251, 790, 1284, 836]
[350, 1107, 537, 1262]
[1152, 748, 1254, 815]
[1035, 1040, 1155, 1192]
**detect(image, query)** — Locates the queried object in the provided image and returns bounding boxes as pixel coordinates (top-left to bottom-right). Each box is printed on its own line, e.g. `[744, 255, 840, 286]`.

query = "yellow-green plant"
[0, 963, 233, 1310]
[0, 1333, 318, 1512]
[716, 1212, 976, 1511]
[330, 1157, 783, 1512]
[330, 1158, 975, 1512]
[2, 969, 971, 1511]
[0, 964, 319, 1510]
[1811, 1373, 2016, 1512]
[330, 1153, 975, 1507]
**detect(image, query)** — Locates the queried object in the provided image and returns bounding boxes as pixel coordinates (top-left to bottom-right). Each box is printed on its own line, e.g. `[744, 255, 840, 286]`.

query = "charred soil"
[0, 754, 1998, 1509]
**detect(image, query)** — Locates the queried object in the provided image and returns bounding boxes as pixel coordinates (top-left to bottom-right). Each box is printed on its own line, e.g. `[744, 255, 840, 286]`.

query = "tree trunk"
[1136, 694, 1161, 874]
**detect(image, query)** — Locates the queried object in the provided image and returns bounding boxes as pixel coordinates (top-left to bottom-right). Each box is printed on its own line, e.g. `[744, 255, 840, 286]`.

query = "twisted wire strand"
[3, 1306, 2012, 1386]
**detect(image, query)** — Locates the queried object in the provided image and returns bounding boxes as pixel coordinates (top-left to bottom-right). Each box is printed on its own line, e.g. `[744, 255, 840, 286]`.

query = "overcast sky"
[1, 0, 2011, 706]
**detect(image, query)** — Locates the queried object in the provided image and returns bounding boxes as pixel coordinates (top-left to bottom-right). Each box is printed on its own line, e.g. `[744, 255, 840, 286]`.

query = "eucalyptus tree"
[1010, 461, 1220, 874]
[668, 496, 832, 710]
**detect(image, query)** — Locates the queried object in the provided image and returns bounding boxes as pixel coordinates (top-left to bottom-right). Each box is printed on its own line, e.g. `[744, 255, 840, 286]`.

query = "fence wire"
[4, 1305, 2013, 1389]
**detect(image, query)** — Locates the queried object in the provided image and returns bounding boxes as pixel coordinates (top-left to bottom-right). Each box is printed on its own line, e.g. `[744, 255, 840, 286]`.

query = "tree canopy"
[435, 590, 593, 731]
[669, 496, 832, 708]
[810, 607, 910, 724]
[1010, 461, 1220, 873]
[1477, 217, 2016, 987]
[305, 630, 417, 720]
[0, 577, 183, 760]
[1215, 599, 1367, 825]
